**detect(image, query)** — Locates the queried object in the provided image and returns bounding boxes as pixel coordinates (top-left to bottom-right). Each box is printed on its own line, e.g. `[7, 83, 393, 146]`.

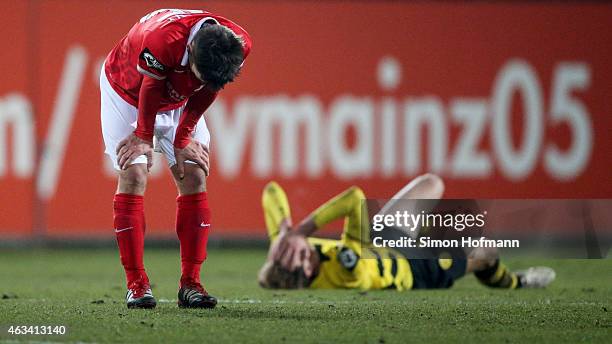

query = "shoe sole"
[127, 297, 157, 309]
[177, 299, 217, 309]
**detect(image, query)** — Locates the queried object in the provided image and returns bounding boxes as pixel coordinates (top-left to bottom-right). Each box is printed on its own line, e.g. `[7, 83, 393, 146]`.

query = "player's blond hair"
[258, 261, 309, 289]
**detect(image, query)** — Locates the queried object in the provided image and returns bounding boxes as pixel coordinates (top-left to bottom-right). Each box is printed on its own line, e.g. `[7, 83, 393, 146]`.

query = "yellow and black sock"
[474, 259, 521, 289]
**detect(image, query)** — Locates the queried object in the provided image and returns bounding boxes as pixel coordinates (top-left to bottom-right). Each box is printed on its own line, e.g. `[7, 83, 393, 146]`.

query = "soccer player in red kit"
[100, 9, 251, 309]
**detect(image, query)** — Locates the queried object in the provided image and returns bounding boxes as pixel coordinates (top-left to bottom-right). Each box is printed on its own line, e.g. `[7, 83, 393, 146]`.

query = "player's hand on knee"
[116, 133, 153, 171]
[174, 140, 210, 179]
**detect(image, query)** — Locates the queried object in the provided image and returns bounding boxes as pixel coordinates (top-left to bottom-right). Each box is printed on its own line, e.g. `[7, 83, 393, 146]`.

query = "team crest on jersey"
[165, 81, 186, 102]
[337, 247, 359, 271]
[140, 48, 165, 72]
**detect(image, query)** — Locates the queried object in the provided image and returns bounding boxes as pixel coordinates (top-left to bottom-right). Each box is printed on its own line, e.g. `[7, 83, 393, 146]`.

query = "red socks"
[176, 192, 211, 287]
[113, 193, 148, 288]
[114, 192, 210, 289]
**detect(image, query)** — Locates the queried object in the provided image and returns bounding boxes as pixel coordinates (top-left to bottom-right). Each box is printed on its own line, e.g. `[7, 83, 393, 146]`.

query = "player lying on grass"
[258, 174, 556, 290]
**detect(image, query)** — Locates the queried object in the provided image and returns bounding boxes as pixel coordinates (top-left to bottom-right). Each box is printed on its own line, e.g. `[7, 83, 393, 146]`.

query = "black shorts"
[408, 258, 467, 289]
[373, 225, 468, 289]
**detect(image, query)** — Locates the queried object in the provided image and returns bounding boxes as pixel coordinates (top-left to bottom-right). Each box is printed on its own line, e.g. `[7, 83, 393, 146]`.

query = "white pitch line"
[157, 298, 606, 307]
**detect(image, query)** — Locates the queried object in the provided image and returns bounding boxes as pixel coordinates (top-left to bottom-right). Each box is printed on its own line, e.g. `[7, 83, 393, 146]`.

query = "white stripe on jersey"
[137, 65, 166, 80]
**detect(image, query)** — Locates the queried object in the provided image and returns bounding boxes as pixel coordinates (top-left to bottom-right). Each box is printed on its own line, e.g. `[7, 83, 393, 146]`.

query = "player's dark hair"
[192, 24, 244, 91]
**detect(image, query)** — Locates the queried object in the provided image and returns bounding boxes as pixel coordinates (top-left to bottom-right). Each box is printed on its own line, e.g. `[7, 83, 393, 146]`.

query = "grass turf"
[0, 248, 610, 343]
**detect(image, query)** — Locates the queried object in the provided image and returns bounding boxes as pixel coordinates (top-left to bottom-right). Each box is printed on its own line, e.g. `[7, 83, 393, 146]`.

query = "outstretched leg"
[467, 247, 555, 289]
[467, 247, 520, 288]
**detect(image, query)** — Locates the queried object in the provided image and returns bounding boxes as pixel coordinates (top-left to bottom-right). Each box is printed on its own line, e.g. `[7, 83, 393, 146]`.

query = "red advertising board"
[0, 1, 611, 238]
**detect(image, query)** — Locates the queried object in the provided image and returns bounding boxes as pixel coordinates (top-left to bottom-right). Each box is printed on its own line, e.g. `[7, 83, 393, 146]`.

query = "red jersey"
[104, 9, 252, 147]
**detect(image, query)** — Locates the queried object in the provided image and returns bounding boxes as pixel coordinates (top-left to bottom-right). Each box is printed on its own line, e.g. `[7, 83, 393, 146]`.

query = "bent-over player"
[101, 9, 251, 308]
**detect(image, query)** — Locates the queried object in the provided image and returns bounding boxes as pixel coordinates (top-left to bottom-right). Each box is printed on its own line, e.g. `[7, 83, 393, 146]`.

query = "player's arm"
[133, 76, 165, 142]
[115, 76, 165, 170]
[174, 90, 217, 149]
[273, 186, 369, 275]
[172, 90, 217, 179]
[134, 29, 173, 141]
[296, 186, 370, 244]
[116, 30, 171, 170]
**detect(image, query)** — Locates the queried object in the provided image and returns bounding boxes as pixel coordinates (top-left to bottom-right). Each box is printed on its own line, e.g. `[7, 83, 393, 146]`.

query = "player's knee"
[417, 173, 445, 198]
[118, 165, 148, 194]
[177, 165, 207, 193]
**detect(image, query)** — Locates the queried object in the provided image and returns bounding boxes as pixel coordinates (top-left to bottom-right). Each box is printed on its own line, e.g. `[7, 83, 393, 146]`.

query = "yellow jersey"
[307, 236, 413, 291]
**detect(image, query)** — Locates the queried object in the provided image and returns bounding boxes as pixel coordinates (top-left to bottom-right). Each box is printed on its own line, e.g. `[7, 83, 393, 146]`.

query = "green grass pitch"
[0, 248, 610, 343]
